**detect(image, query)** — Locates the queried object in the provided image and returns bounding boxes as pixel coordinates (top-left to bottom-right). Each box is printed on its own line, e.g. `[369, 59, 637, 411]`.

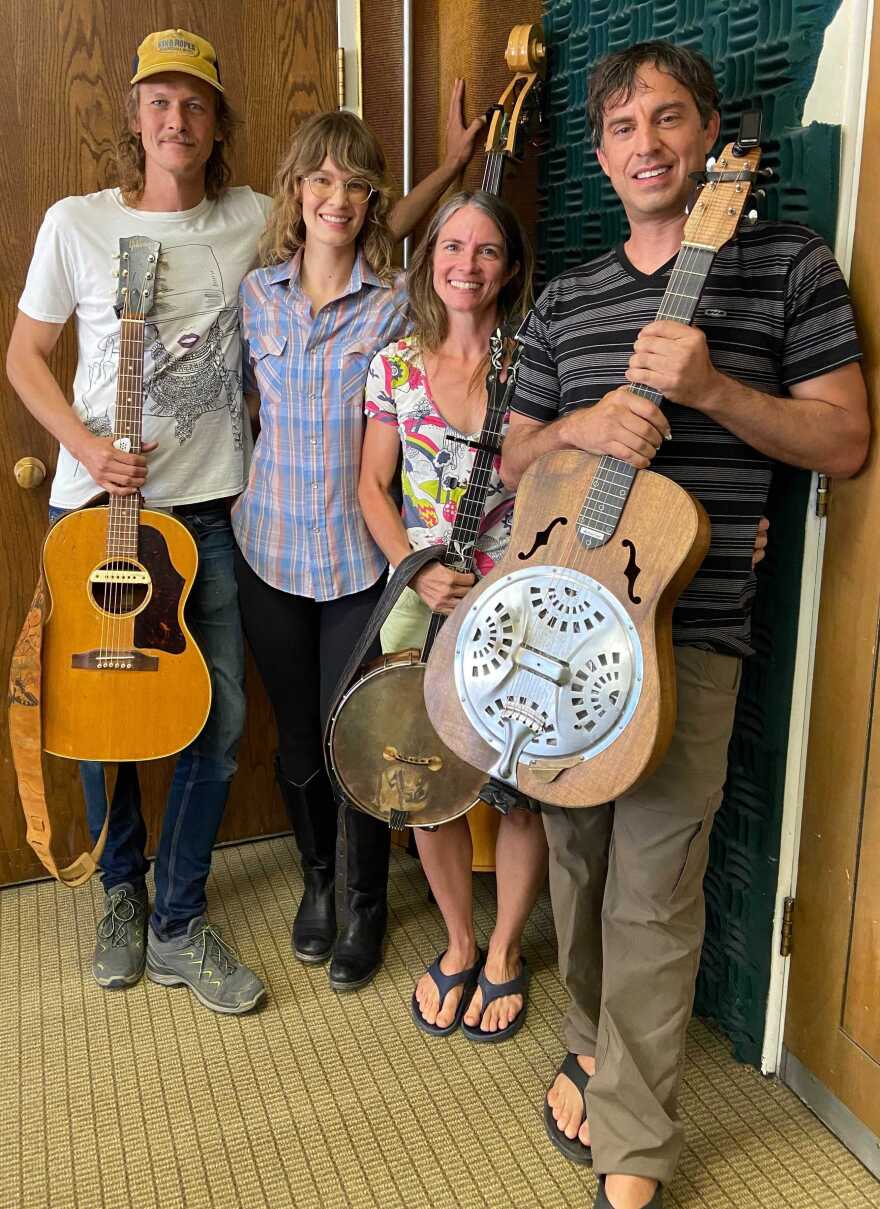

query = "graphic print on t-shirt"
[83, 241, 243, 449]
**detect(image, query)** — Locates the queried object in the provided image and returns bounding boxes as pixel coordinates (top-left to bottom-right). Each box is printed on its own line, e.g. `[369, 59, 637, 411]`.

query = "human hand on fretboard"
[72, 432, 158, 496]
[626, 321, 724, 411]
[561, 387, 670, 469]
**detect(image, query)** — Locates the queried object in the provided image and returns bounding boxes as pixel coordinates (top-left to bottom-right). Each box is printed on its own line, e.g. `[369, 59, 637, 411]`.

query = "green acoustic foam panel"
[538, 0, 842, 1065]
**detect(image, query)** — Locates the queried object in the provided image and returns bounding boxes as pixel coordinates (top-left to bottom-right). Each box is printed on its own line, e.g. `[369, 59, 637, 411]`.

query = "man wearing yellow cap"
[7, 28, 482, 1014]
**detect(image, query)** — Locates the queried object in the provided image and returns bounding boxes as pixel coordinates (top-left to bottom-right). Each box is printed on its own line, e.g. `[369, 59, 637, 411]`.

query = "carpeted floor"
[0, 837, 877, 1209]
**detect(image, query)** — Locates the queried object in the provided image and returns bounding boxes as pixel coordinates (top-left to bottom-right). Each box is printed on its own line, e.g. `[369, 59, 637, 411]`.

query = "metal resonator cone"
[452, 566, 643, 786]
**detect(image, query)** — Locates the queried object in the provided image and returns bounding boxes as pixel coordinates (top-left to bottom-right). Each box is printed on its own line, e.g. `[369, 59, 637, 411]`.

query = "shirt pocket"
[341, 342, 375, 405]
[249, 331, 288, 396]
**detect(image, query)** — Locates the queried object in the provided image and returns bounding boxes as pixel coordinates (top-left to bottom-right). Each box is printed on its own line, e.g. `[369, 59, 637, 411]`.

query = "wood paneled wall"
[362, 1, 543, 254]
[0, 1, 337, 884]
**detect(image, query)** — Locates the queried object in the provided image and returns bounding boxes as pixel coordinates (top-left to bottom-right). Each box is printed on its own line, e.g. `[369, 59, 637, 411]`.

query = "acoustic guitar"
[40, 236, 212, 762]
[424, 133, 764, 808]
[326, 24, 545, 829]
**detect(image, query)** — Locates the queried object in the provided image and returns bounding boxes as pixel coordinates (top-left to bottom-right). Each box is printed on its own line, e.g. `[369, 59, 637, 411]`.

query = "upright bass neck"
[481, 23, 545, 197]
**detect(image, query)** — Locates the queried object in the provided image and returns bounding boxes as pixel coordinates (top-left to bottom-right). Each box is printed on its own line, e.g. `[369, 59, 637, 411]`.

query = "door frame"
[759, 0, 874, 1076]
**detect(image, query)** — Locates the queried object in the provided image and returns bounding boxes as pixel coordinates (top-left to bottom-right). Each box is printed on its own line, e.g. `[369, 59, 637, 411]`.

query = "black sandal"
[543, 1051, 593, 1166]
[595, 1175, 662, 1207]
[461, 958, 529, 1044]
[411, 950, 483, 1037]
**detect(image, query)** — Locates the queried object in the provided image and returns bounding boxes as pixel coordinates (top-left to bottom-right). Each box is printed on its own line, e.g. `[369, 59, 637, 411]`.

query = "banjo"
[423, 126, 764, 809]
[328, 334, 521, 827]
[326, 25, 544, 828]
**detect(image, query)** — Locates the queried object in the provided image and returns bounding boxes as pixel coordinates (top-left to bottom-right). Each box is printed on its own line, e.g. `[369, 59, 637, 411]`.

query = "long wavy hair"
[259, 111, 396, 281]
[114, 85, 237, 202]
[406, 191, 534, 359]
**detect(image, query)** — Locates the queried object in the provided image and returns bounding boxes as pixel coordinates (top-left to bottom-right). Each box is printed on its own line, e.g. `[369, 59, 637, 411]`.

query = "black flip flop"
[461, 957, 529, 1044]
[411, 949, 483, 1037]
[595, 1175, 662, 1207]
[544, 1051, 593, 1166]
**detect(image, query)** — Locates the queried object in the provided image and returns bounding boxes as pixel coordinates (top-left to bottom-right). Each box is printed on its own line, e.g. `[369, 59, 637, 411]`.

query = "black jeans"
[233, 545, 383, 786]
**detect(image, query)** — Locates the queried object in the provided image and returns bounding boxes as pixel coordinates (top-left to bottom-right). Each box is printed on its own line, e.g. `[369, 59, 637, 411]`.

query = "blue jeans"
[48, 503, 246, 938]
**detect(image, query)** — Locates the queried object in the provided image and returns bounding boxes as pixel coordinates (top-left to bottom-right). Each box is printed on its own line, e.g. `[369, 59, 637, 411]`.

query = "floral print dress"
[363, 335, 514, 577]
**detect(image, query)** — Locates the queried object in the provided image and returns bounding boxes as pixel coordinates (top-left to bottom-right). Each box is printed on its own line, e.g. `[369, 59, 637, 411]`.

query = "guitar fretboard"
[575, 244, 715, 547]
[107, 313, 146, 559]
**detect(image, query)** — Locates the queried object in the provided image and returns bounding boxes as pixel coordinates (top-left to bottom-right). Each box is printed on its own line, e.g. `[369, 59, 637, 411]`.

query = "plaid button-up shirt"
[232, 249, 408, 600]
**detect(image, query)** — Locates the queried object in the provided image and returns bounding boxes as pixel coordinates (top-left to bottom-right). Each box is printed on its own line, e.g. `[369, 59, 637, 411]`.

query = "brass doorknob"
[14, 456, 47, 489]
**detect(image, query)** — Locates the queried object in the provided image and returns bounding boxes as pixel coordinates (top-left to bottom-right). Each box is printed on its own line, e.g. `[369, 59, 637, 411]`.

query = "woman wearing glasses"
[233, 103, 483, 993]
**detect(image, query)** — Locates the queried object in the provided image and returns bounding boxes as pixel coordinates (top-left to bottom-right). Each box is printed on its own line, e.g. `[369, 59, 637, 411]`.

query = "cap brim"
[130, 62, 224, 93]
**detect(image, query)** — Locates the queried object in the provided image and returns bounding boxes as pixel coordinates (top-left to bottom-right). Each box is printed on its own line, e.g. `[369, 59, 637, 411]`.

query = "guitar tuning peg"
[754, 189, 766, 200]
[745, 209, 759, 225]
[706, 156, 716, 171]
[759, 167, 774, 179]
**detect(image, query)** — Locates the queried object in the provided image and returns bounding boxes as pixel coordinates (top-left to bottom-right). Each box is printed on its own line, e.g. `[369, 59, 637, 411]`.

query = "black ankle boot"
[328, 805, 390, 992]
[275, 759, 338, 963]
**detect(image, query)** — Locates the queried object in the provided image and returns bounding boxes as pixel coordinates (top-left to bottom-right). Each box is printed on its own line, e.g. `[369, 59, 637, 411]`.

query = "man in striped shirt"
[501, 41, 868, 1209]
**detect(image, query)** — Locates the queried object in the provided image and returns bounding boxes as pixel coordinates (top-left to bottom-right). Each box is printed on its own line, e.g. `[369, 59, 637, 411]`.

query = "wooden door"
[783, 7, 880, 1144]
[0, 1, 337, 885]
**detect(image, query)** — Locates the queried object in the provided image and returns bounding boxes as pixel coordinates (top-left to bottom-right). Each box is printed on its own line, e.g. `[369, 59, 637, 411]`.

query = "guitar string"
[103, 300, 127, 663]
[112, 302, 137, 659]
[519, 161, 755, 743]
[113, 311, 137, 661]
[107, 275, 148, 667]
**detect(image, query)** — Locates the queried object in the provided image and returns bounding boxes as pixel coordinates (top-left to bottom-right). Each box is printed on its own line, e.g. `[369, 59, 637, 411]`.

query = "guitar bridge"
[71, 649, 158, 671]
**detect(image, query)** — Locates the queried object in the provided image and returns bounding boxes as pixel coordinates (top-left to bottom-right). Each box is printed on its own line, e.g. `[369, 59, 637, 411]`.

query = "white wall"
[803, 0, 873, 271]
[761, 0, 873, 1075]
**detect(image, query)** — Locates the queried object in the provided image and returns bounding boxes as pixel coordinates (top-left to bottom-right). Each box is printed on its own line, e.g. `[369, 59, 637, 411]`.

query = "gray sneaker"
[146, 916, 266, 1015]
[92, 882, 148, 989]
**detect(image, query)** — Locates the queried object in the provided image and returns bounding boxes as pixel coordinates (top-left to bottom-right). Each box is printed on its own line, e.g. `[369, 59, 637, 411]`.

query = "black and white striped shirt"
[512, 223, 861, 655]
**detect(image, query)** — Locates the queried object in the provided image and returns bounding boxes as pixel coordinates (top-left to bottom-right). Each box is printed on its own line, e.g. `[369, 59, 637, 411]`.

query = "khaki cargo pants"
[541, 645, 742, 1184]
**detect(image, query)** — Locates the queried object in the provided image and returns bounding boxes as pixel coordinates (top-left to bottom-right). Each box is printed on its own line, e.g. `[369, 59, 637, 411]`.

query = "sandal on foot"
[411, 949, 483, 1037]
[461, 957, 529, 1044]
[544, 1052, 593, 1166]
[595, 1176, 662, 1208]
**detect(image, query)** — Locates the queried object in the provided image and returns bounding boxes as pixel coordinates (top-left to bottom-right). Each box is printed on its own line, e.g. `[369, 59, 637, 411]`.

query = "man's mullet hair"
[587, 41, 720, 147]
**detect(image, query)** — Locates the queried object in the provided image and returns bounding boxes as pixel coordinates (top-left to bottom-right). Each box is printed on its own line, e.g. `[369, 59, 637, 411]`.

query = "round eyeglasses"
[302, 174, 375, 204]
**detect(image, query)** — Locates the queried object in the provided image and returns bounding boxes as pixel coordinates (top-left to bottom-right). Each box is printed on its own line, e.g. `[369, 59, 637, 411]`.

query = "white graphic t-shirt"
[19, 186, 271, 508]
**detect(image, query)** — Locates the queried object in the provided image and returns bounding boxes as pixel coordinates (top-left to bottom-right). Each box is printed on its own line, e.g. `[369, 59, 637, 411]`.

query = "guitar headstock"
[682, 139, 763, 252]
[483, 23, 546, 164]
[114, 236, 162, 318]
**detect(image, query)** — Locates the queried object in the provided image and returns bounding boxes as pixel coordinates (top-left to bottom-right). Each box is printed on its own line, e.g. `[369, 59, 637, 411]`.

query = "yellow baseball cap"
[130, 29, 224, 93]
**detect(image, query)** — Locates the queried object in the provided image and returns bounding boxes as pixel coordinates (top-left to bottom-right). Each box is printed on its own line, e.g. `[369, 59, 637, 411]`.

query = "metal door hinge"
[337, 47, 345, 109]
[815, 474, 829, 518]
[780, 896, 795, 957]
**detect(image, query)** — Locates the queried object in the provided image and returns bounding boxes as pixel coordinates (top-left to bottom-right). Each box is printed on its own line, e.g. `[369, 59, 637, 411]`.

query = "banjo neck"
[419, 23, 546, 660]
[421, 332, 513, 658]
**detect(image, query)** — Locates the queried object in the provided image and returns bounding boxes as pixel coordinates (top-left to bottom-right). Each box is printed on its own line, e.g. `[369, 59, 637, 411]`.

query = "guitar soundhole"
[89, 559, 151, 616]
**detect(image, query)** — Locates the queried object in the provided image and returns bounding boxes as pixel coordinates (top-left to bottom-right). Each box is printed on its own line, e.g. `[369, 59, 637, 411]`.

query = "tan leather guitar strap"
[8, 575, 109, 887]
